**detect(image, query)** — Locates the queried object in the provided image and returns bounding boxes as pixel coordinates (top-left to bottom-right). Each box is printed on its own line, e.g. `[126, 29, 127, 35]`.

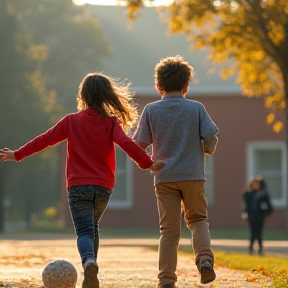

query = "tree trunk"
[285, 113, 288, 229]
[278, 34, 288, 228]
[0, 162, 7, 232]
[284, 73, 288, 229]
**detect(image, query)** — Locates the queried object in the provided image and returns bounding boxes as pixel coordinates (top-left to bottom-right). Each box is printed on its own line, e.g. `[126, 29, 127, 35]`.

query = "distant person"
[242, 175, 273, 255]
[0, 72, 164, 288]
[133, 55, 219, 288]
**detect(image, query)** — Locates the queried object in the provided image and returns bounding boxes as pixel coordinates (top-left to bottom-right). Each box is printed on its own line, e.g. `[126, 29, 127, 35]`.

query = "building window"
[247, 141, 287, 208]
[205, 155, 214, 205]
[109, 146, 133, 209]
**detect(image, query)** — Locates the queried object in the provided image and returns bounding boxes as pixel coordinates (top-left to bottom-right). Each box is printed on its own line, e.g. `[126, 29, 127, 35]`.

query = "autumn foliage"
[125, 0, 288, 133]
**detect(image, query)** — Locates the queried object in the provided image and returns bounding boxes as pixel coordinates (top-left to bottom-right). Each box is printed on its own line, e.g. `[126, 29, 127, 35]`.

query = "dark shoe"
[82, 262, 99, 288]
[157, 282, 176, 288]
[200, 260, 216, 284]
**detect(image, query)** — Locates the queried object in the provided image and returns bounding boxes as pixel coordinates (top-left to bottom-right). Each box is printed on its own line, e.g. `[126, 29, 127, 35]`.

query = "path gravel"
[0, 237, 272, 288]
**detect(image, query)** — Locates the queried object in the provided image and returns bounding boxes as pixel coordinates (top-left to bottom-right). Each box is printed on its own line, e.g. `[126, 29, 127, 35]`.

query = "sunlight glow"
[213, 0, 222, 7]
[73, 0, 174, 6]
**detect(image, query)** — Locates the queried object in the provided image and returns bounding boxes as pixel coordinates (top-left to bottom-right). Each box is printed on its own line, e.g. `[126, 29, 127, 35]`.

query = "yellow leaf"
[273, 121, 284, 133]
[246, 275, 257, 282]
[266, 113, 275, 124]
[263, 270, 272, 276]
[265, 98, 273, 108]
[45, 207, 57, 218]
[278, 100, 286, 109]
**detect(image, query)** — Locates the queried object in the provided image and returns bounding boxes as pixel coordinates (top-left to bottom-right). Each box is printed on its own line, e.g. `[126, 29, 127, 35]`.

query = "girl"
[0, 73, 164, 288]
[243, 175, 273, 255]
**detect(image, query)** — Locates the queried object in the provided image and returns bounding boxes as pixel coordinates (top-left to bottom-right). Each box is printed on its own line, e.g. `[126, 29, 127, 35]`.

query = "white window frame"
[108, 148, 134, 209]
[246, 141, 287, 208]
[204, 155, 214, 205]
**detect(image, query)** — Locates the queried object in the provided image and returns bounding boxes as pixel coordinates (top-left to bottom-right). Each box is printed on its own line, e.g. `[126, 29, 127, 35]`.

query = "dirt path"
[0, 239, 267, 288]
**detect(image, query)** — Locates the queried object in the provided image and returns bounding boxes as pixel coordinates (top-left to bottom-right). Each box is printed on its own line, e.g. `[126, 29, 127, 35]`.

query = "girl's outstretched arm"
[4, 115, 68, 162]
[0, 148, 16, 162]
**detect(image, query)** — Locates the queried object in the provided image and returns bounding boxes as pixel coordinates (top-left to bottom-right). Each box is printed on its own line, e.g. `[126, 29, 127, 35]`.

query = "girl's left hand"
[0, 148, 16, 162]
[150, 159, 166, 174]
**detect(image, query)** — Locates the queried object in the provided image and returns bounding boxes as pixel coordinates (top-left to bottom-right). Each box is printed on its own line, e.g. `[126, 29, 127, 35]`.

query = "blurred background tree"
[12, 0, 110, 113]
[0, 0, 109, 232]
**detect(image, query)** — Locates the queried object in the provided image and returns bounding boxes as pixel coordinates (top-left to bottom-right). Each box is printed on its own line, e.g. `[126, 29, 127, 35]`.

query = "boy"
[133, 56, 219, 288]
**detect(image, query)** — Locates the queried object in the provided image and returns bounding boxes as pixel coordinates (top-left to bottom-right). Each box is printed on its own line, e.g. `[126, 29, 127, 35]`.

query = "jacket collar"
[161, 95, 185, 101]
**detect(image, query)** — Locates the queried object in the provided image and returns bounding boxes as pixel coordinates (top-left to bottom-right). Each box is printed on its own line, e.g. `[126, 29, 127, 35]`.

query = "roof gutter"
[134, 86, 243, 97]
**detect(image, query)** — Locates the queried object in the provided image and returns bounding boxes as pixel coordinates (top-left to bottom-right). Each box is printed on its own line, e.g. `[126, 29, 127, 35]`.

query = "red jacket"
[14, 109, 153, 190]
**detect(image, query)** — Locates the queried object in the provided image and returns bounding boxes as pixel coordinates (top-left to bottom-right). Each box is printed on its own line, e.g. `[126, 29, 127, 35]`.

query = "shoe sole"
[82, 263, 99, 288]
[201, 267, 216, 284]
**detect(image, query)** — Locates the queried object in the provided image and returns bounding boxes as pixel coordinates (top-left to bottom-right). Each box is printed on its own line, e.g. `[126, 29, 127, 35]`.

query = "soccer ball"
[42, 259, 77, 288]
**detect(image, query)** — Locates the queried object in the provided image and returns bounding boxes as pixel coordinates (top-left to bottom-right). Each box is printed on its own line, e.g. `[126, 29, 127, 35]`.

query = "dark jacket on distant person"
[243, 189, 273, 218]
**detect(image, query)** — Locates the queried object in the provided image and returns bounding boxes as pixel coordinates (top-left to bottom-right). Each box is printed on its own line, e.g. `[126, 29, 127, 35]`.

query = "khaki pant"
[155, 180, 214, 283]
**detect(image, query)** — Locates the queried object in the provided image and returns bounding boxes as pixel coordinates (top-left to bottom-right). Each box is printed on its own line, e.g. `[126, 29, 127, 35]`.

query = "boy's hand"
[203, 149, 213, 156]
[0, 148, 16, 162]
[202, 141, 213, 155]
[150, 159, 166, 174]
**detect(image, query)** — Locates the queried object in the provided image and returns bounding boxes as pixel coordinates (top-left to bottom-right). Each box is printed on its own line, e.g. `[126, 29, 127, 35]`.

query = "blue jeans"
[68, 185, 112, 267]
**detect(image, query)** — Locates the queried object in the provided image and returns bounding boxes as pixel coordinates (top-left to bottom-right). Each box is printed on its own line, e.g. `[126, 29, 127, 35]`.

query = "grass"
[214, 252, 288, 288]
[209, 228, 288, 241]
[98, 227, 287, 241]
[178, 245, 288, 288]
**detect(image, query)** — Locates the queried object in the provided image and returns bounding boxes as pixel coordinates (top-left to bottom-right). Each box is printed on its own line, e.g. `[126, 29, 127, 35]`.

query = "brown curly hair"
[77, 73, 138, 132]
[155, 55, 194, 93]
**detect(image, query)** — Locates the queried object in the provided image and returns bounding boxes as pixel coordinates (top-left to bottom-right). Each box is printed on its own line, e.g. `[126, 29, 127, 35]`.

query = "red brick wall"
[198, 95, 285, 229]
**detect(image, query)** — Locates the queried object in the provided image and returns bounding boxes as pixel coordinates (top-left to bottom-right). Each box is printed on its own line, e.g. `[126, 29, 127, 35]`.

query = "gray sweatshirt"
[133, 96, 219, 185]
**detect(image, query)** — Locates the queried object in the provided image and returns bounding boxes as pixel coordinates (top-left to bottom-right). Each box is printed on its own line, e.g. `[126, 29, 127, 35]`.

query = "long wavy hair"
[77, 73, 138, 132]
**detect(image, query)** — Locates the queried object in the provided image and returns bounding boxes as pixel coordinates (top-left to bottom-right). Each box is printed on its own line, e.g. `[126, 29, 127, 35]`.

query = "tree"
[125, 0, 288, 132]
[11, 0, 110, 227]
[12, 0, 110, 113]
[0, 0, 110, 231]
[0, 0, 59, 231]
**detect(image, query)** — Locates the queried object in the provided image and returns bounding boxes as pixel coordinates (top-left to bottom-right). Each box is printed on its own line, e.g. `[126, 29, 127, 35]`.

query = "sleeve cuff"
[14, 150, 23, 162]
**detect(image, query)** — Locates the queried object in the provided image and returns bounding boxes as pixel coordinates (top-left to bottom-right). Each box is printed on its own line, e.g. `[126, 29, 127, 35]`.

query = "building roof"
[89, 5, 241, 96]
